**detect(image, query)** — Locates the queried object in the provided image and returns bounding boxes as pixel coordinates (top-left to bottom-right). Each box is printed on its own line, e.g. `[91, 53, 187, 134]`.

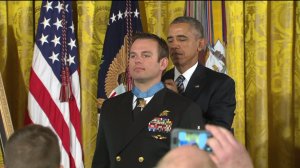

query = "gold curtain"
[226, 1, 246, 145]
[227, 1, 300, 168]
[1, 1, 300, 168]
[76, 2, 112, 167]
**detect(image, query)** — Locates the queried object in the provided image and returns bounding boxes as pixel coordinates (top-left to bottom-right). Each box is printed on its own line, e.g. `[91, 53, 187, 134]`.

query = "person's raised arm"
[205, 124, 253, 168]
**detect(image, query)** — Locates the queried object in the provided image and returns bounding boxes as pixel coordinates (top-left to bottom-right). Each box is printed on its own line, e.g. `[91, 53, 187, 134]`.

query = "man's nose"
[134, 55, 142, 62]
[170, 40, 180, 49]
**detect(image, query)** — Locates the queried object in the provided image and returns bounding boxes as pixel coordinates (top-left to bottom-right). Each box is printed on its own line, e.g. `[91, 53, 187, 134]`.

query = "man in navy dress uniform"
[92, 32, 204, 168]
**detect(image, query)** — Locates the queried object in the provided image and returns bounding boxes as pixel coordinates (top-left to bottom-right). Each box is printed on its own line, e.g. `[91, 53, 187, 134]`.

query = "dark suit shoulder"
[163, 88, 195, 105]
[162, 88, 204, 128]
[103, 91, 131, 104]
[101, 91, 132, 115]
[203, 66, 233, 82]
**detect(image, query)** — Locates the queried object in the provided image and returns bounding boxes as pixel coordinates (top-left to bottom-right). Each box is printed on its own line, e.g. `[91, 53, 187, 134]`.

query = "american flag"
[27, 1, 83, 168]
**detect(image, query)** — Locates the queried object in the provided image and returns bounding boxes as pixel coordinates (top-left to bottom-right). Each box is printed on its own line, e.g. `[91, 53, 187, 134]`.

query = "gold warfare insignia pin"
[152, 134, 167, 140]
[159, 110, 170, 117]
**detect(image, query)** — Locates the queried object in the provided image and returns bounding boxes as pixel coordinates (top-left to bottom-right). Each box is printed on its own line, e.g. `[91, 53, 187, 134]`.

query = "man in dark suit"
[92, 32, 204, 168]
[163, 16, 236, 130]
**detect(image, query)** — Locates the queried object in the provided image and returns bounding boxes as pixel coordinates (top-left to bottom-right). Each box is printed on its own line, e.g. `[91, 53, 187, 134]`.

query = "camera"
[171, 128, 212, 152]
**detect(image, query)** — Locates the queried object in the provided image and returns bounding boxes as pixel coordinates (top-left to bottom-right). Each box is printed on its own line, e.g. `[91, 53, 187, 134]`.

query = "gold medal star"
[137, 99, 146, 109]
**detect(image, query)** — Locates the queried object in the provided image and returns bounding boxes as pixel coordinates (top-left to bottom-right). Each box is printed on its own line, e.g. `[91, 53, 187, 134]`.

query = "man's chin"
[133, 77, 146, 83]
[170, 56, 181, 62]
[170, 60, 180, 67]
[134, 78, 146, 83]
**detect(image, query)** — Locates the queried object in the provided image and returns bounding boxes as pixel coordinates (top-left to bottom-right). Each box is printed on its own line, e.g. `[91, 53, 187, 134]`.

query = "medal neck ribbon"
[132, 82, 164, 98]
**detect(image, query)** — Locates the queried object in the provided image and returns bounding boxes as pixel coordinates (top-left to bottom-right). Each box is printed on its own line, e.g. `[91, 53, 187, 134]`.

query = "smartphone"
[171, 128, 212, 152]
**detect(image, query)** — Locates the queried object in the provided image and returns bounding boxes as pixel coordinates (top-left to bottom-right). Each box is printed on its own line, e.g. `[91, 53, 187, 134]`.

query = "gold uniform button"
[116, 156, 121, 162]
[138, 157, 144, 163]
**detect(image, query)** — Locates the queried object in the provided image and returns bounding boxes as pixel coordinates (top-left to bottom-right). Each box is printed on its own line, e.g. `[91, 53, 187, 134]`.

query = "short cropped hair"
[4, 124, 61, 168]
[171, 16, 204, 39]
[131, 32, 169, 61]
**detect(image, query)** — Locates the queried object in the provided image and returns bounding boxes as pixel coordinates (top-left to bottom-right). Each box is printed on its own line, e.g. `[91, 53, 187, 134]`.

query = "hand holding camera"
[171, 128, 212, 152]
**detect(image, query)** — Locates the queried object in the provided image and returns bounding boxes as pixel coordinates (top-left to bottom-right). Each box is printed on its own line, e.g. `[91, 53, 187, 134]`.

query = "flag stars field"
[110, 13, 116, 23]
[51, 35, 61, 47]
[69, 22, 75, 33]
[124, 10, 129, 17]
[68, 55, 75, 65]
[68, 38, 76, 50]
[53, 18, 63, 30]
[41, 17, 51, 29]
[55, 1, 63, 13]
[49, 52, 59, 64]
[109, 8, 140, 25]
[134, 9, 139, 18]
[39, 33, 48, 45]
[43, 1, 53, 12]
[117, 10, 123, 20]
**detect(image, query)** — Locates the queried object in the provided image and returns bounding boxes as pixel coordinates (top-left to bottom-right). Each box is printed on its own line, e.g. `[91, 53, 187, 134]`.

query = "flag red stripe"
[69, 98, 82, 144]
[28, 88, 72, 167]
[29, 68, 71, 153]
[29, 68, 77, 167]
[69, 152, 76, 168]
[24, 110, 33, 125]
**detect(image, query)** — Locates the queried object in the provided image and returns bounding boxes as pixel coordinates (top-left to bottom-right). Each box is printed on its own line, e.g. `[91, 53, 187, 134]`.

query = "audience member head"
[156, 145, 217, 168]
[4, 124, 61, 168]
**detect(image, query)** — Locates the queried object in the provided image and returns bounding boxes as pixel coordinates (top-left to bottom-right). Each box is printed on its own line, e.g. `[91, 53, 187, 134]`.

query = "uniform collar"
[132, 82, 164, 98]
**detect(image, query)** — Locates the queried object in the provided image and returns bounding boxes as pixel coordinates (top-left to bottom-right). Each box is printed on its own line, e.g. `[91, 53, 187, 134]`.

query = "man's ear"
[60, 165, 64, 168]
[197, 38, 207, 52]
[160, 57, 169, 71]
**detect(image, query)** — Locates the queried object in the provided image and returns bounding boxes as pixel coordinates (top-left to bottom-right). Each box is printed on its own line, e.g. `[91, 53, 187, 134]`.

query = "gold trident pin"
[159, 110, 170, 117]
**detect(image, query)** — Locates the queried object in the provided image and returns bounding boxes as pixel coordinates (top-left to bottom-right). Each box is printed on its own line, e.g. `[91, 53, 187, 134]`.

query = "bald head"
[156, 146, 216, 168]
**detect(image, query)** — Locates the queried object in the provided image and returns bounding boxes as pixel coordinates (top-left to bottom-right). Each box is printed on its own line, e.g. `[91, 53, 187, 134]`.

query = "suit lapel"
[184, 64, 206, 100]
[112, 93, 134, 141]
[163, 66, 206, 100]
[119, 93, 134, 121]
[115, 89, 166, 154]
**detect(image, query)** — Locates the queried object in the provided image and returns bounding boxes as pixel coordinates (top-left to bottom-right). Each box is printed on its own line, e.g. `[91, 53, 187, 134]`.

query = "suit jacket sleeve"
[92, 105, 110, 168]
[180, 102, 205, 130]
[206, 77, 236, 130]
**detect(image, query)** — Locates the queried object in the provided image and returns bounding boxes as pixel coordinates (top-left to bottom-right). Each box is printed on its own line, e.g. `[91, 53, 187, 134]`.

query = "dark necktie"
[175, 75, 185, 94]
[133, 98, 145, 119]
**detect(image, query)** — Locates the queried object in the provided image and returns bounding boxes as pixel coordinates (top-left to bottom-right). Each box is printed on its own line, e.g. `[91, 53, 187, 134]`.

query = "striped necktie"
[175, 75, 185, 94]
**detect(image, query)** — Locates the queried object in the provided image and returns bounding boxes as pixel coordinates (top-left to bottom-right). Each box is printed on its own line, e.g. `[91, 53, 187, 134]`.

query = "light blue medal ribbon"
[132, 82, 164, 98]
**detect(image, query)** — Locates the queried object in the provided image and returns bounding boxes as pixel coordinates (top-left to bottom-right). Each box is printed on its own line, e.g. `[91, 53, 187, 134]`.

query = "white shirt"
[174, 62, 198, 92]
